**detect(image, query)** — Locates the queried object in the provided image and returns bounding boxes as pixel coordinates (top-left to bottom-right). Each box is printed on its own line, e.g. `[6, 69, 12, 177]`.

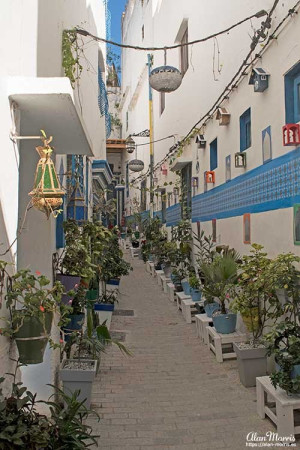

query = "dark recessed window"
[210, 138, 218, 171]
[240, 108, 251, 151]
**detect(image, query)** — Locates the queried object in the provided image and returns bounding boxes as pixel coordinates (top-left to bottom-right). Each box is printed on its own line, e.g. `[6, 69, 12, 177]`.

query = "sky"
[108, 0, 127, 59]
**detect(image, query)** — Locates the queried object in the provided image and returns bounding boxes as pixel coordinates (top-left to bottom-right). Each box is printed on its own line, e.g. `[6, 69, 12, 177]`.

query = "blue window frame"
[210, 138, 218, 171]
[285, 62, 300, 124]
[240, 108, 251, 151]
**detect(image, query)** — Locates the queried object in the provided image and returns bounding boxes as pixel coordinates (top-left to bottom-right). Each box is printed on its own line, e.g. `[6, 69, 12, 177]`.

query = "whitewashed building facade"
[121, 0, 300, 258]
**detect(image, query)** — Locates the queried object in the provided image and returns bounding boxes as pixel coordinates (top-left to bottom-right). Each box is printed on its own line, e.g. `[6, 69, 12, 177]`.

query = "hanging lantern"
[128, 159, 144, 172]
[29, 139, 64, 218]
[126, 136, 136, 154]
[149, 66, 182, 93]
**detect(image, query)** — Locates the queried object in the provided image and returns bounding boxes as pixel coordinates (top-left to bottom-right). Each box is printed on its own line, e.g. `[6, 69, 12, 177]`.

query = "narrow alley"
[89, 254, 274, 450]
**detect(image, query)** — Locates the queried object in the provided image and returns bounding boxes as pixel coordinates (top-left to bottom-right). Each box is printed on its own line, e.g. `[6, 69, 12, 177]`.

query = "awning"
[8, 77, 93, 156]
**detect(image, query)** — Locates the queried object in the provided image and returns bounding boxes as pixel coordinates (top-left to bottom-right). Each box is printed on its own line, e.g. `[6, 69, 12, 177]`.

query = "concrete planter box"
[233, 343, 267, 387]
[59, 359, 97, 408]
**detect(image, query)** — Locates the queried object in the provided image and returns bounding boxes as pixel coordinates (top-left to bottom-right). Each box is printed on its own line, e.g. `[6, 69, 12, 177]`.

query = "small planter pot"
[59, 359, 97, 408]
[14, 312, 53, 365]
[291, 364, 300, 379]
[107, 278, 120, 286]
[154, 262, 162, 270]
[204, 302, 220, 318]
[148, 254, 153, 262]
[174, 282, 183, 292]
[162, 264, 172, 278]
[63, 313, 85, 342]
[181, 280, 191, 296]
[134, 231, 140, 239]
[94, 303, 115, 329]
[213, 312, 237, 334]
[56, 274, 80, 305]
[120, 232, 126, 239]
[233, 343, 267, 387]
[191, 288, 202, 302]
[132, 241, 139, 248]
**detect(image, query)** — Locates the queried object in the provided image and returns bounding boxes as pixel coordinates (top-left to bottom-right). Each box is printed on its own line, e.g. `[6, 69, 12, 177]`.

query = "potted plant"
[62, 283, 86, 342]
[56, 219, 96, 304]
[266, 322, 300, 394]
[188, 274, 202, 301]
[201, 253, 238, 333]
[1, 267, 64, 364]
[230, 244, 283, 387]
[0, 363, 99, 448]
[264, 252, 300, 393]
[93, 291, 118, 329]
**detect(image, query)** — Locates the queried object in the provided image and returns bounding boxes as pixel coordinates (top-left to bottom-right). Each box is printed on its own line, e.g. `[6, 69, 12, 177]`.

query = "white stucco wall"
[121, 0, 300, 257]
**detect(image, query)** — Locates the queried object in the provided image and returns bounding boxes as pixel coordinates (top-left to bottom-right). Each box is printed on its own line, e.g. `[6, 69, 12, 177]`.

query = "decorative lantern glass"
[149, 66, 182, 93]
[29, 145, 64, 218]
[126, 136, 136, 154]
[128, 159, 144, 172]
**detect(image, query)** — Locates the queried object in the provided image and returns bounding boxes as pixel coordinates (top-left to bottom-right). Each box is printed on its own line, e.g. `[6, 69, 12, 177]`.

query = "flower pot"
[174, 282, 183, 292]
[148, 254, 153, 262]
[56, 274, 80, 305]
[63, 313, 85, 342]
[107, 278, 120, 286]
[94, 303, 115, 329]
[154, 262, 162, 270]
[213, 313, 237, 334]
[59, 359, 97, 408]
[132, 241, 139, 248]
[241, 308, 259, 332]
[14, 312, 53, 364]
[134, 231, 140, 239]
[204, 302, 220, 318]
[181, 280, 191, 296]
[291, 364, 300, 379]
[191, 288, 202, 302]
[121, 232, 126, 239]
[162, 264, 172, 278]
[233, 343, 267, 387]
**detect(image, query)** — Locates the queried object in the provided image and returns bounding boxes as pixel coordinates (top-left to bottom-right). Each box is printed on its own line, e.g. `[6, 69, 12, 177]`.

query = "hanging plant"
[62, 29, 83, 87]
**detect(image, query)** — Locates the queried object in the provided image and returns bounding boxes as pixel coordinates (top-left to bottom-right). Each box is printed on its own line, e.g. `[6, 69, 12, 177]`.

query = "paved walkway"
[89, 254, 278, 450]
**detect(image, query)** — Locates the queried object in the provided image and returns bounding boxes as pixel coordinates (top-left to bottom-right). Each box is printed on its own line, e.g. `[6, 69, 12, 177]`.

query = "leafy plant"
[0, 362, 99, 449]
[230, 244, 283, 344]
[265, 322, 300, 394]
[62, 30, 83, 87]
[201, 253, 238, 313]
[189, 274, 200, 290]
[1, 268, 64, 337]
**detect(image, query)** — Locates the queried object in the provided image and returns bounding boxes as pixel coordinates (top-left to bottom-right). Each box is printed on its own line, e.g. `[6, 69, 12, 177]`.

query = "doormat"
[113, 310, 134, 316]
[110, 331, 127, 342]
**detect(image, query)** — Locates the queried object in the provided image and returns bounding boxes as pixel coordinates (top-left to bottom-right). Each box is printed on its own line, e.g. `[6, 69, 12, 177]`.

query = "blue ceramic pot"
[107, 278, 120, 286]
[204, 302, 220, 318]
[148, 254, 153, 262]
[181, 280, 191, 296]
[120, 233, 126, 239]
[94, 303, 115, 312]
[56, 274, 80, 305]
[213, 313, 237, 334]
[291, 364, 300, 379]
[63, 313, 85, 342]
[191, 288, 202, 302]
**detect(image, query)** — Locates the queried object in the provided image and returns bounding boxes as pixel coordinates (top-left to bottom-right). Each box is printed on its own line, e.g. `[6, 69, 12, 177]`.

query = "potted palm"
[201, 253, 238, 333]
[231, 244, 283, 387]
[1, 267, 64, 364]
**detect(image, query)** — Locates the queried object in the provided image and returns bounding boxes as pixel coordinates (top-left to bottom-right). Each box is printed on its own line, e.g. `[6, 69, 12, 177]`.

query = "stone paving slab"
[88, 254, 293, 449]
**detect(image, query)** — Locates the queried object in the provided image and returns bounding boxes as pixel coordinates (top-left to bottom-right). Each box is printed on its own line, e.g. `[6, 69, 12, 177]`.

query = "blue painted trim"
[92, 160, 113, 178]
[285, 61, 300, 124]
[192, 146, 300, 222]
[240, 108, 251, 151]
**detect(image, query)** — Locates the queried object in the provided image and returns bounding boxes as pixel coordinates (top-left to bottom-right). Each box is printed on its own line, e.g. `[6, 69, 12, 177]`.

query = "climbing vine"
[62, 29, 83, 87]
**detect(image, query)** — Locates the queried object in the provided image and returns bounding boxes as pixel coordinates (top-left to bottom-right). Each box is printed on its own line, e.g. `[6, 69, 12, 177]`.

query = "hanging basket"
[149, 65, 182, 93]
[29, 141, 64, 218]
[128, 159, 144, 172]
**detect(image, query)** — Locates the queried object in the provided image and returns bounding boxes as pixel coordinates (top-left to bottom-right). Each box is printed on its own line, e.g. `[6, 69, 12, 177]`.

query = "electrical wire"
[71, 10, 268, 52]
[131, 0, 299, 185]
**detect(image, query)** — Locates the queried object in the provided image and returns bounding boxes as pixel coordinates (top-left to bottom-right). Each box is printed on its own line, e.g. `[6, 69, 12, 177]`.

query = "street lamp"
[126, 136, 136, 154]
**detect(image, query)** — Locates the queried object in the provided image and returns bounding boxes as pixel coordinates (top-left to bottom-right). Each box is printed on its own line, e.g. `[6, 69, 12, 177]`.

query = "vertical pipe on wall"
[147, 53, 154, 217]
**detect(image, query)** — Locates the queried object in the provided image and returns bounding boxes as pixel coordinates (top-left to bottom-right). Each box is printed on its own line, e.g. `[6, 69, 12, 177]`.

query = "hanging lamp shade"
[126, 136, 136, 154]
[149, 66, 182, 93]
[29, 144, 64, 218]
[67, 184, 86, 222]
[128, 159, 144, 172]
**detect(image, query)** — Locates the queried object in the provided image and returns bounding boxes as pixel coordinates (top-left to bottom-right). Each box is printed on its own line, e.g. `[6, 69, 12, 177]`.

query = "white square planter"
[59, 359, 97, 408]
